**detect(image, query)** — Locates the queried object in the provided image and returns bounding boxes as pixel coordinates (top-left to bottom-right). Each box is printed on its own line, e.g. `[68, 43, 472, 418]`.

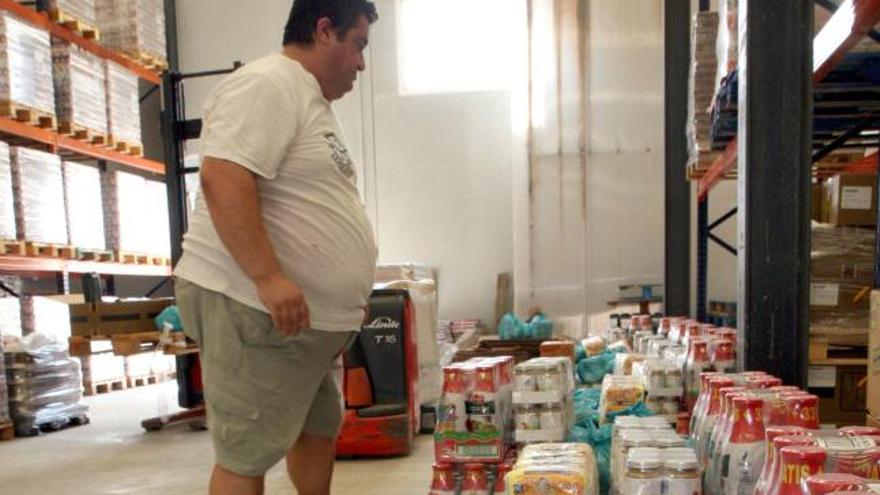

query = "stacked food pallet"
[686, 11, 719, 179]
[0, 1, 169, 264]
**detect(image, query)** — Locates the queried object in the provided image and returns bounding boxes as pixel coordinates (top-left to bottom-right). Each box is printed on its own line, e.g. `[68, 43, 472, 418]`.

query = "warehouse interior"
[1, 0, 880, 494]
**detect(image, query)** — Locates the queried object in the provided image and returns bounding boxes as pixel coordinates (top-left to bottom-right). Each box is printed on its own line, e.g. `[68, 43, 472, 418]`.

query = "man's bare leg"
[287, 432, 336, 495]
[210, 465, 264, 495]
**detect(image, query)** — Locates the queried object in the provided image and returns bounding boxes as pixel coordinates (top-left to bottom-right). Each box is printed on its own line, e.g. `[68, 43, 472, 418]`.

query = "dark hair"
[283, 0, 378, 46]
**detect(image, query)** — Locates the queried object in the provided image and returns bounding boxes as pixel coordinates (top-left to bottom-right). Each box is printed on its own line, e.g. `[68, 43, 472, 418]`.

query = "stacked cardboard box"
[811, 223, 875, 329]
[104, 60, 141, 149]
[0, 12, 55, 116]
[9, 147, 67, 245]
[62, 161, 105, 250]
[52, 40, 108, 137]
[0, 141, 14, 241]
[102, 169, 170, 256]
[47, 0, 98, 28]
[688, 11, 718, 158]
[5, 346, 87, 435]
[95, 0, 166, 66]
[124, 351, 175, 384]
[822, 174, 877, 227]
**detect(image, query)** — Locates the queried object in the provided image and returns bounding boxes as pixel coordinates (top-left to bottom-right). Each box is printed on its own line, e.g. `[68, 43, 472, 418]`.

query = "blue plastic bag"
[155, 305, 183, 331]
[498, 312, 554, 340]
[576, 350, 617, 385]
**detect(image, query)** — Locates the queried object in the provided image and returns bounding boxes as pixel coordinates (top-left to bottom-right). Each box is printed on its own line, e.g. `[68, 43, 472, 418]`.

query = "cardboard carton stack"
[62, 161, 105, 250]
[811, 223, 875, 330]
[0, 12, 55, 117]
[105, 60, 142, 152]
[688, 11, 718, 158]
[9, 147, 68, 245]
[0, 141, 14, 241]
[52, 40, 109, 139]
[95, 0, 166, 68]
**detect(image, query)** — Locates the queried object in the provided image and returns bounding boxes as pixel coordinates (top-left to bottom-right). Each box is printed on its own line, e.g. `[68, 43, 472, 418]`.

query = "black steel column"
[737, 0, 813, 385]
[697, 198, 708, 322]
[664, 0, 691, 317]
[162, 72, 186, 266]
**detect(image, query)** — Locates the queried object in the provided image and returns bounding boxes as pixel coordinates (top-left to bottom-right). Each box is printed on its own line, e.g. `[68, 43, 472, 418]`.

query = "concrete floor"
[0, 383, 434, 494]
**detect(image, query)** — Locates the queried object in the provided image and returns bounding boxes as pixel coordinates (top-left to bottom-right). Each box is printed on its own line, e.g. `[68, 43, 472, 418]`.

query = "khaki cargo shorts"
[175, 279, 355, 477]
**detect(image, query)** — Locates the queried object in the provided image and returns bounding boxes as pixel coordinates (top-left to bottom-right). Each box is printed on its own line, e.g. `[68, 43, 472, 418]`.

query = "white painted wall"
[174, 0, 737, 330]
[175, 0, 513, 325]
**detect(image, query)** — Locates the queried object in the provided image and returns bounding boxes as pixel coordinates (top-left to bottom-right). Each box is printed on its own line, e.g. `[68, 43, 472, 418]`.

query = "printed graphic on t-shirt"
[323, 132, 355, 180]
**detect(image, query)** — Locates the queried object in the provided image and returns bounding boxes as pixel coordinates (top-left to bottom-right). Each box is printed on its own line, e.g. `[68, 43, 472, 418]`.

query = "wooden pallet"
[83, 378, 126, 396]
[48, 9, 100, 40]
[122, 49, 169, 72]
[58, 122, 108, 146]
[16, 414, 89, 437]
[127, 371, 175, 389]
[0, 101, 56, 130]
[809, 335, 868, 366]
[107, 136, 144, 157]
[0, 239, 25, 255]
[116, 250, 150, 265]
[24, 242, 76, 259]
[76, 248, 115, 262]
[0, 421, 14, 442]
[70, 331, 163, 357]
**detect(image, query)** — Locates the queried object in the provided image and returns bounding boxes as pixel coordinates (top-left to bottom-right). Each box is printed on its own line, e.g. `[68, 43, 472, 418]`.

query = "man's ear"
[314, 17, 335, 45]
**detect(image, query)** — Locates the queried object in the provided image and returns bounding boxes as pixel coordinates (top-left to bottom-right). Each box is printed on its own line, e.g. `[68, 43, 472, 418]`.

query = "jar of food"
[460, 463, 489, 495]
[665, 365, 684, 390]
[623, 455, 663, 495]
[645, 396, 663, 415]
[656, 435, 686, 449]
[539, 403, 564, 430]
[515, 404, 540, 430]
[664, 456, 702, 495]
[662, 398, 681, 416]
[648, 366, 667, 390]
[534, 362, 563, 392]
[514, 364, 537, 392]
[493, 463, 512, 495]
[429, 463, 456, 495]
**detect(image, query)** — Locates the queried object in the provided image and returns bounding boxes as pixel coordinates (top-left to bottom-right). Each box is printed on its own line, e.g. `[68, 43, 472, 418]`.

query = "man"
[173, 1, 378, 494]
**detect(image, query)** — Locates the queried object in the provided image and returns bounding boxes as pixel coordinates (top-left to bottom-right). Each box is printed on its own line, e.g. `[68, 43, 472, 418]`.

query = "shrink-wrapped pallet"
[0, 141, 14, 240]
[4, 342, 88, 435]
[95, 0, 166, 67]
[62, 161, 105, 250]
[0, 12, 55, 116]
[104, 60, 141, 150]
[10, 147, 67, 245]
[0, 296, 21, 339]
[144, 179, 169, 257]
[52, 40, 108, 138]
[47, 0, 98, 29]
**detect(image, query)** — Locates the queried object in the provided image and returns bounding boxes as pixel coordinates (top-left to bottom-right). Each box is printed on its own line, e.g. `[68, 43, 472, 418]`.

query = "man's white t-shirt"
[174, 53, 378, 332]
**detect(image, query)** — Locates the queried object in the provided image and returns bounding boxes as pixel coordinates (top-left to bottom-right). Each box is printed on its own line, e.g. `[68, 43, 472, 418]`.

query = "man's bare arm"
[199, 157, 310, 335]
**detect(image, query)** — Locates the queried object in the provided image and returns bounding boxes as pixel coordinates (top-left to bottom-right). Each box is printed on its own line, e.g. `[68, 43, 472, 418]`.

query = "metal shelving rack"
[0, 0, 172, 281]
[666, 0, 880, 386]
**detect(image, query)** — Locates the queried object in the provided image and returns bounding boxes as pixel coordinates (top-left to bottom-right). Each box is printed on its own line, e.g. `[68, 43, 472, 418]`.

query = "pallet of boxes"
[811, 172, 876, 426]
[67, 297, 181, 391]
